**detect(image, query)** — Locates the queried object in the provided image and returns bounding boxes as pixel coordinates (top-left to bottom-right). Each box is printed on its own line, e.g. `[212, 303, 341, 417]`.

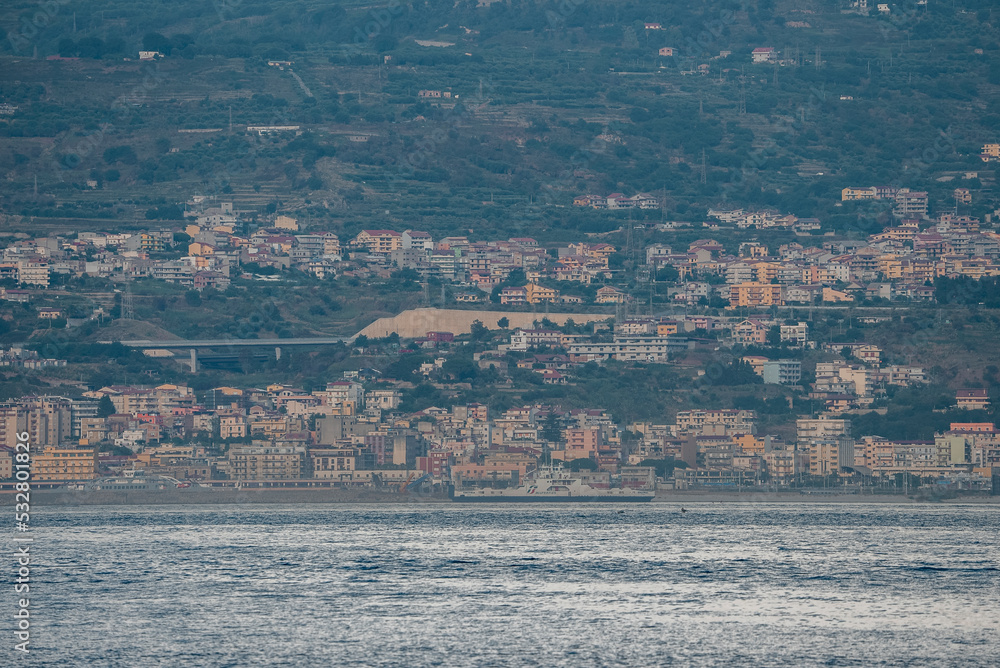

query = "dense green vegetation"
[0, 0, 997, 240]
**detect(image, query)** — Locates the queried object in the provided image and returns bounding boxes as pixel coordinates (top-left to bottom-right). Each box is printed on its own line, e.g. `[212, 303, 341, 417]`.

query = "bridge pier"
[275, 346, 281, 361]
[189, 349, 198, 373]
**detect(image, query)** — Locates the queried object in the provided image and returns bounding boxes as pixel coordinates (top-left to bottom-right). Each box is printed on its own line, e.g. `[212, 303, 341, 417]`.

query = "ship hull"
[453, 494, 654, 502]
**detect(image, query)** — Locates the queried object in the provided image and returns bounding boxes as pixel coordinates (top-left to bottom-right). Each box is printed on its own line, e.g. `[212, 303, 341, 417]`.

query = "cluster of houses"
[707, 208, 822, 232]
[477, 317, 931, 407]
[0, 347, 67, 370]
[640, 214, 1000, 309]
[840, 186, 930, 218]
[634, 413, 997, 487]
[6, 187, 998, 313]
[573, 193, 661, 210]
[349, 232, 624, 297]
[3, 384, 995, 490]
[1, 199, 342, 290]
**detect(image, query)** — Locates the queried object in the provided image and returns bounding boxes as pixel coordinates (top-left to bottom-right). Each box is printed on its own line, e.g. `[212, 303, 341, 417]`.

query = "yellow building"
[753, 261, 788, 284]
[249, 414, 292, 437]
[219, 414, 248, 439]
[525, 283, 558, 304]
[188, 241, 216, 256]
[596, 286, 629, 304]
[841, 186, 877, 201]
[728, 282, 784, 308]
[140, 233, 165, 252]
[981, 143, 1000, 162]
[0, 448, 11, 479]
[878, 254, 903, 279]
[656, 322, 679, 336]
[32, 447, 99, 481]
[275, 215, 299, 231]
[353, 230, 403, 254]
[822, 287, 854, 303]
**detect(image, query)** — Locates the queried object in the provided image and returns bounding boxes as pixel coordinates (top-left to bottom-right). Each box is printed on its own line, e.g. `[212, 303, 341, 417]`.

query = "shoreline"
[11, 488, 999, 506]
[652, 491, 1000, 504]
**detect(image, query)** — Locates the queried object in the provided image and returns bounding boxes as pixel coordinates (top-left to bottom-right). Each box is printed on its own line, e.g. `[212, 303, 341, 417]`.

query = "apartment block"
[728, 282, 784, 308]
[228, 444, 305, 480]
[32, 446, 98, 481]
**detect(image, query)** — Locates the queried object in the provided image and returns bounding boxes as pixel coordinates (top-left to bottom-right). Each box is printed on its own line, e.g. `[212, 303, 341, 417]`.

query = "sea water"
[17, 503, 1000, 666]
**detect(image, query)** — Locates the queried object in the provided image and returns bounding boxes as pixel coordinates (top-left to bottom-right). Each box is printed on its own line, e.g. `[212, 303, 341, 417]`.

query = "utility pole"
[122, 279, 135, 321]
[738, 67, 747, 115]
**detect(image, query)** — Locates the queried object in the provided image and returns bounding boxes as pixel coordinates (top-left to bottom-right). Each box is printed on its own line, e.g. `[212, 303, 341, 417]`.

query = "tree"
[766, 325, 781, 346]
[567, 458, 598, 471]
[97, 395, 115, 418]
[541, 413, 562, 443]
[58, 38, 77, 57]
[656, 265, 679, 282]
[506, 268, 526, 285]
[639, 458, 688, 478]
[142, 32, 173, 55]
[103, 145, 137, 165]
[710, 360, 763, 386]
[497, 317, 509, 329]
[470, 320, 490, 341]
[184, 290, 202, 306]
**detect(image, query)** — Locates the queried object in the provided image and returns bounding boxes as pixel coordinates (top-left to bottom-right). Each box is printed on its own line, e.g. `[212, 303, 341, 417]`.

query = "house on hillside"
[956, 388, 990, 410]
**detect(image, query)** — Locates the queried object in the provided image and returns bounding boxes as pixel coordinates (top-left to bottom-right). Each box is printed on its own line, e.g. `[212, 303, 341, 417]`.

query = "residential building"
[761, 360, 802, 385]
[729, 282, 783, 308]
[797, 416, 850, 441]
[525, 283, 558, 304]
[17, 258, 49, 287]
[500, 286, 527, 305]
[893, 190, 929, 218]
[228, 443, 306, 480]
[596, 286, 629, 304]
[32, 446, 99, 481]
[956, 388, 990, 411]
[780, 322, 809, 347]
[510, 329, 563, 351]
[732, 319, 770, 345]
[352, 230, 403, 254]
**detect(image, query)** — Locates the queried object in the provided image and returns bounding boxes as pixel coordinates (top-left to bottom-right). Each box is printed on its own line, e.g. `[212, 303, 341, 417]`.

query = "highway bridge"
[103, 337, 352, 372]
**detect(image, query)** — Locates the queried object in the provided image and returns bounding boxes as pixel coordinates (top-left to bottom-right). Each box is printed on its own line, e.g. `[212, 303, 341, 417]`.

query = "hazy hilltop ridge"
[0, 0, 997, 240]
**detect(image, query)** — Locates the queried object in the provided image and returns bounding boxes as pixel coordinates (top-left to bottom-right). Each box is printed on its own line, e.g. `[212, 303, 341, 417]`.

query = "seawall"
[23, 488, 449, 506]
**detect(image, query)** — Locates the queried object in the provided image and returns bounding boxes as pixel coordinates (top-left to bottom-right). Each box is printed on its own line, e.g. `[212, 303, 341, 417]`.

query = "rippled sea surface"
[16, 503, 1000, 666]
